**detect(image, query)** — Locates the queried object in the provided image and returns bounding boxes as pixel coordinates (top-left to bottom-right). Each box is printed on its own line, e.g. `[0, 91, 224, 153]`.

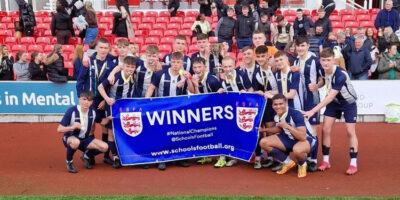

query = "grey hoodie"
[13, 62, 31, 81]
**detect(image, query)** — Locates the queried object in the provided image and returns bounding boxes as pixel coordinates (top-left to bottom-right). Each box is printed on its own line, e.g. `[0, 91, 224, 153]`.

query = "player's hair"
[174, 35, 187, 42]
[88, 40, 97, 49]
[124, 56, 136, 66]
[253, 29, 266, 37]
[171, 51, 184, 60]
[295, 36, 309, 45]
[272, 94, 286, 102]
[117, 38, 129, 47]
[146, 45, 159, 54]
[15, 51, 26, 61]
[80, 90, 95, 100]
[296, 8, 303, 12]
[222, 56, 235, 64]
[197, 33, 209, 41]
[276, 15, 284, 22]
[192, 57, 206, 65]
[30, 51, 40, 62]
[273, 50, 287, 59]
[241, 46, 253, 53]
[317, 8, 325, 13]
[255, 45, 268, 54]
[97, 38, 109, 45]
[320, 48, 335, 58]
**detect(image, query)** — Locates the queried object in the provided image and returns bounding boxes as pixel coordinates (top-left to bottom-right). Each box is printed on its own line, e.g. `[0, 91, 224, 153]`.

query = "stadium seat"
[145, 11, 158, 17]
[168, 23, 181, 31]
[138, 23, 152, 31]
[142, 16, 156, 24]
[131, 11, 144, 17]
[130, 37, 144, 46]
[212, 16, 219, 23]
[96, 11, 103, 18]
[8, 11, 19, 17]
[6, 23, 14, 31]
[135, 30, 147, 37]
[184, 16, 196, 23]
[311, 9, 317, 16]
[330, 9, 339, 16]
[1, 17, 12, 23]
[182, 23, 192, 30]
[43, 30, 53, 37]
[179, 29, 192, 37]
[20, 37, 35, 45]
[158, 44, 172, 53]
[156, 17, 169, 24]
[283, 9, 296, 16]
[35, 17, 43, 24]
[62, 45, 75, 54]
[186, 11, 199, 17]
[131, 17, 142, 24]
[0, 23, 6, 30]
[209, 37, 217, 44]
[161, 36, 175, 45]
[153, 23, 167, 31]
[99, 17, 113, 26]
[36, 37, 51, 45]
[164, 29, 178, 37]
[357, 15, 370, 22]
[104, 11, 114, 17]
[340, 8, 353, 16]
[342, 15, 356, 22]
[189, 45, 198, 54]
[148, 29, 163, 38]
[191, 37, 197, 45]
[145, 37, 160, 45]
[4, 37, 18, 46]
[97, 23, 108, 36]
[28, 44, 43, 52]
[212, 23, 218, 29]
[170, 17, 183, 24]
[205, 17, 212, 24]
[276, 9, 282, 16]
[68, 53, 75, 61]
[369, 8, 380, 15]
[345, 21, 359, 28]
[329, 15, 341, 22]
[43, 17, 52, 24]
[312, 16, 319, 22]
[331, 21, 344, 29]
[302, 9, 310, 16]
[11, 44, 27, 53]
[103, 30, 115, 43]
[35, 11, 49, 17]
[44, 45, 54, 54]
[354, 9, 368, 15]
[159, 11, 171, 17]
[360, 21, 374, 29]
[371, 14, 377, 22]
[176, 11, 185, 17]
[285, 16, 296, 23]
[0, 11, 7, 17]
[68, 37, 82, 46]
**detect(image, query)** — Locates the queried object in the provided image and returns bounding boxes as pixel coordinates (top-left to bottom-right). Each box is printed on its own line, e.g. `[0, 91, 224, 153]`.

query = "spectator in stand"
[213, 0, 228, 19]
[85, 40, 97, 57]
[352, 27, 373, 51]
[29, 52, 47, 81]
[366, 27, 376, 46]
[333, 45, 346, 70]
[253, 30, 278, 57]
[199, 0, 212, 17]
[285, 42, 297, 66]
[84, 1, 98, 45]
[317, 0, 336, 17]
[307, 28, 322, 57]
[255, 13, 275, 45]
[51, 0, 75, 44]
[314, 8, 332, 41]
[377, 43, 400, 79]
[268, 0, 281, 13]
[378, 26, 400, 52]
[13, 51, 30, 81]
[250, 3, 260, 24]
[347, 37, 373, 80]
[215, 7, 236, 52]
[44, 44, 69, 83]
[322, 32, 338, 49]
[370, 41, 381, 79]
[293, 9, 314, 40]
[73, 45, 84, 80]
[273, 15, 294, 50]
[129, 43, 140, 58]
[236, 4, 255, 49]
[0, 45, 14, 81]
[258, 0, 275, 18]
[168, 0, 180, 17]
[16, 0, 36, 37]
[344, 27, 355, 44]
[191, 14, 213, 38]
[113, 0, 134, 39]
[375, 0, 400, 32]
[393, 0, 400, 13]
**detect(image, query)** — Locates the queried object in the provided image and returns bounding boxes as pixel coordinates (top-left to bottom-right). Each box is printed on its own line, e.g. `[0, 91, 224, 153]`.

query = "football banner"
[112, 93, 266, 166]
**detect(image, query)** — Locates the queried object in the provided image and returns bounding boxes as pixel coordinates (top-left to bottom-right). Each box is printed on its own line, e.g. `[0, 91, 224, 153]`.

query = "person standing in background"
[0, 45, 14, 81]
[199, 0, 212, 17]
[51, 0, 75, 44]
[113, 0, 134, 39]
[84, 1, 98, 45]
[168, 0, 180, 17]
[16, 0, 36, 37]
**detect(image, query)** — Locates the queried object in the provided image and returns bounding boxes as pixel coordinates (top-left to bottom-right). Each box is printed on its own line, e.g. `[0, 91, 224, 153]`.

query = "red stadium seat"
[28, 44, 43, 52]
[142, 16, 156, 24]
[186, 11, 199, 17]
[191, 37, 197, 45]
[103, 30, 115, 43]
[354, 9, 368, 15]
[331, 21, 344, 29]
[99, 17, 113, 25]
[35, 17, 43, 24]
[68, 37, 82, 46]
[114, 37, 128, 44]
[20, 37, 35, 45]
[131, 11, 144, 17]
[135, 30, 147, 37]
[189, 45, 198, 53]
[340, 8, 353, 16]
[164, 29, 178, 37]
[168, 23, 181, 31]
[62, 45, 75, 54]
[205, 16, 212, 24]
[131, 17, 142, 24]
[4, 37, 18, 46]
[178, 29, 192, 37]
[44, 45, 55, 54]
[97, 23, 108, 36]
[303, 9, 311, 16]
[181, 23, 192, 30]
[130, 37, 144, 46]
[283, 9, 296, 16]
[145, 37, 160, 45]
[360, 21, 374, 28]
[145, 11, 158, 17]
[159, 44, 172, 53]
[209, 36, 217, 44]
[153, 23, 167, 31]
[148, 29, 163, 38]
[96, 11, 103, 18]
[285, 16, 296, 23]
[1, 17, 12, 23]
[170, 17, 183, 24]
[357, 15, 370, 22]
[35, 11, 49, 17]
[312, 16, 319, 22]
[342, 15, 356, 22]
[11, 44, 27, 53]
[138, 23, 152, 31]
[330, 10, 339, 16]
[345, 21, 359, 28]
[0, 24, 6, 32]
[6, 23, 14, 30]
[371, 14, 377, 22]
[311, 9, 317, 16]
[212, 23, 218, 29]
[329, 15, 341, 22]
[43, 17, 52, 24]
[212, 16, 219, 23]
[160, 36, 175, 45]
[43, 30, 52, 37]
[184, 16, 196, 23]
[156, 17, 169, 24]
[0, 11, 7, 17]
[176, 11, 185, 17]
[276, 9, 282, 16]
[9, 11, 19, 17]
[104, 11, 114, 17]
[159, 11, 171, 17]
[36, 37, 51, 45]
[369, 8, 380, 15]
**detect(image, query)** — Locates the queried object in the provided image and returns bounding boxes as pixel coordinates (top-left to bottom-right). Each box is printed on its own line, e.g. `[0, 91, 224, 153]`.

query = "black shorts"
[62, 132, 94, 152]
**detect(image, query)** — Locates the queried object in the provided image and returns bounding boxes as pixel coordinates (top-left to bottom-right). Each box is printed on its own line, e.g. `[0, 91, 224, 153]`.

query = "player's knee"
[100, 142, 109, 152]
[260, 138, 271, 150]
[69, 140, 80, 149]
[322, 126, 331, 135]
[292, 146, 304, 156]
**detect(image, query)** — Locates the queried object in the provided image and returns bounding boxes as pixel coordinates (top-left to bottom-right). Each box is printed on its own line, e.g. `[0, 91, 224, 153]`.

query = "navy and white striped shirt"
[60, 106, 96, 139]
[196, 72, 222, 93]
[135, 60, 155, 97]
[221, 69, 252, 92]
[190, 52, 221, 75]
[274, 107, 316, 141]
[151, 68, 188, 97]
[322, 66, 357, 105]
[275, 69, 302, 110]
[163, 53, 192, 72]
[102, 71, 136, 99]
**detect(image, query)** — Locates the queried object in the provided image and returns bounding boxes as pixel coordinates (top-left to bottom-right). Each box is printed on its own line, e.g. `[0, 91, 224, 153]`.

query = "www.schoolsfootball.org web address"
[150, 143, 235, 157]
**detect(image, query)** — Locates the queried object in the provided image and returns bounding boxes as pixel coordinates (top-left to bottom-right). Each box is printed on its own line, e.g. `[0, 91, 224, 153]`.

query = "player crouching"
[57, 90, 109, 173]
[259, 94, 317, 178]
